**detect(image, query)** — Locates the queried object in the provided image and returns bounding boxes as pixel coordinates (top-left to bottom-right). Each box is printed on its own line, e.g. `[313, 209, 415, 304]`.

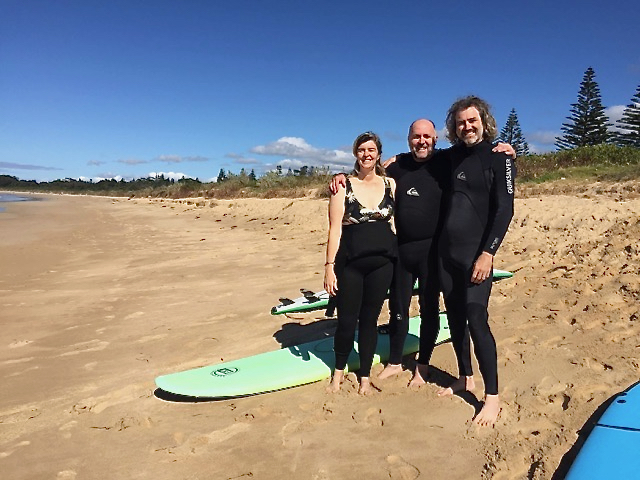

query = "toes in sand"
[438, 376, 476, 397]
[408, 364, 429, 388]
[326, 370, 344, 393]
[378, 363, 403, 380]
[473, 394, 500, 427]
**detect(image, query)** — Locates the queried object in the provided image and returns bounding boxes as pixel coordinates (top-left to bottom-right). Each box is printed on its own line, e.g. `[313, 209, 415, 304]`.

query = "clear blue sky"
[1, 0, 638, 182]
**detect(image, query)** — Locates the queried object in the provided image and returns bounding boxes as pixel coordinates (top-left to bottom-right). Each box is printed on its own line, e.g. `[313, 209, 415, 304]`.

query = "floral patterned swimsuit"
[343, 177, 394, 225]
[337, 176, 396, 263]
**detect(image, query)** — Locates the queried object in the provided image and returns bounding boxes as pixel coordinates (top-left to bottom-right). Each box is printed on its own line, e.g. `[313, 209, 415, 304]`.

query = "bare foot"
[378, 363, 403, 380]
[437, 376, 475, 397]
[326, 369, 345, 393]
[473, 394, 500, 427]
[358, 377, 374, 395]
[408, 364, 429, 387]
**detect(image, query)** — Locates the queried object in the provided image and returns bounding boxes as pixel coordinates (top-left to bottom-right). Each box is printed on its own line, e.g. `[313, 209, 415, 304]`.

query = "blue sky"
[1, 0, 638, 182]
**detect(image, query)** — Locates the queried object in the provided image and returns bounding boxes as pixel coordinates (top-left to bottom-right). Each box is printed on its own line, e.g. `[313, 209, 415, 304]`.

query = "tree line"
[0, 166, 334, 198]
[498, 67, 639, 156]
[556, 67, 640, 149]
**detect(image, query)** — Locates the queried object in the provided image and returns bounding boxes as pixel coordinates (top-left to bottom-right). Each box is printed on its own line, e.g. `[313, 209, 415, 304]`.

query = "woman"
[324, 132, 397, 395]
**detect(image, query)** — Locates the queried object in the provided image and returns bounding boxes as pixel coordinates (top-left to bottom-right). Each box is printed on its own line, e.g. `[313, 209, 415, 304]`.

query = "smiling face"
[455, 106, 485, 146]
[408, 119, 437, 161]
[355, 140, 380, 171]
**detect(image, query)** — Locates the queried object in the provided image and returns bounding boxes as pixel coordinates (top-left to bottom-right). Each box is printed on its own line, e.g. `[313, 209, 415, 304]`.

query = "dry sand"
[1, 184, 639, 480]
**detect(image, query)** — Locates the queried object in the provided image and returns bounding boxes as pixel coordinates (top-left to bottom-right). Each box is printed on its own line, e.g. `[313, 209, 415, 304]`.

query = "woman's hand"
[324, 265, 338, 296]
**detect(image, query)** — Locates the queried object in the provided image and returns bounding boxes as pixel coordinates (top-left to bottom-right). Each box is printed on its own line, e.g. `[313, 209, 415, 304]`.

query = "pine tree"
[499, 108, 530, 155]
[615, 84, 640, 148]
[556, 67, 611, 150]
[216, 168, 227, 183]
[249, 169, 257, 181]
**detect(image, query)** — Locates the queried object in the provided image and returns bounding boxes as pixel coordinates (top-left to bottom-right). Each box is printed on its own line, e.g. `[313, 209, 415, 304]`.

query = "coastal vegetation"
[2, 145, 640, 199]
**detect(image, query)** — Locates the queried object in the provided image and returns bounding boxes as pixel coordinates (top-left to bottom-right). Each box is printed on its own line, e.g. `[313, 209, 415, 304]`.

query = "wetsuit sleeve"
[385, 159, 400, 179]
[482, 154, 515, 255]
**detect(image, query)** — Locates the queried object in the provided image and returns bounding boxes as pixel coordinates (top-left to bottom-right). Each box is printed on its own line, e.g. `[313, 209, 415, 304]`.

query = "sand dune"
[1, 186, 639, 479]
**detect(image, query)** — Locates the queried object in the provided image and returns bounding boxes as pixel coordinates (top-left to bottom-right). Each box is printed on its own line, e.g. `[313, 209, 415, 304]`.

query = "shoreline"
[2, 190, 639, 479]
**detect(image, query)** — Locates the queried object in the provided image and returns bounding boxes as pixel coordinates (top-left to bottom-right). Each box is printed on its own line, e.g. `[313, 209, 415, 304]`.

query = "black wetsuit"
[438, 140, 515, 395]
[334, 178, 396, 377]
[385, 151, 450, 366]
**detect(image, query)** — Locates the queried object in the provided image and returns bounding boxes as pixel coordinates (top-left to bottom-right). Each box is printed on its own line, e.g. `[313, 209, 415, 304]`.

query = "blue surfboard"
[565, 382, 640, 479]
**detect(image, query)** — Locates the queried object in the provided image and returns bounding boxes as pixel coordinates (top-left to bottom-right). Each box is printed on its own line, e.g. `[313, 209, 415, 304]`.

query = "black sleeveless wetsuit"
[333, 177, 396, 377]
[438, 140, 515, 395]
[384, 152, 451, 366]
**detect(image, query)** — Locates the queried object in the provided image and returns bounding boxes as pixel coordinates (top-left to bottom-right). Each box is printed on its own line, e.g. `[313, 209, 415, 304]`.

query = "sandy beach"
[1, 185, 639, 479]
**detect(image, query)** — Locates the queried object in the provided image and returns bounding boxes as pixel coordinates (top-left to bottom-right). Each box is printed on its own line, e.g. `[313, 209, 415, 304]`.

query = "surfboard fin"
[300, 289, 320, 302]
[278, 297, 295, 306]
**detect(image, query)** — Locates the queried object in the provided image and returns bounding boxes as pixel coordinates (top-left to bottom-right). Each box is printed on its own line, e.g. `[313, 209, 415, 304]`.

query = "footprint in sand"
[59, 420, 78, 439]
[71, 385, 143, 414]
[0, 405, 40, 424]
[59, 339, 109, 357]
[386, 454, 420, 480]
[161, 423, 251, 459]
[56, 470, 77, 480]
[0, 440, 31, 459]
[3, 356, 34, 365]
[351, 407, 384, 427]
[8, 340, 33, 348]
[135, 334, 168, 344]
[83, 361, 98, 371]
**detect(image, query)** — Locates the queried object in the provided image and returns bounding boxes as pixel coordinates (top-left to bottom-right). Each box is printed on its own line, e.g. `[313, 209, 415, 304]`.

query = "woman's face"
[355, 140, 379, 171]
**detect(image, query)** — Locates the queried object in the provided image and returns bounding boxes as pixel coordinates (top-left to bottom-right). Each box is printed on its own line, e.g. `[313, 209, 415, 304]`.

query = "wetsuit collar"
[463, 139, 491, 153]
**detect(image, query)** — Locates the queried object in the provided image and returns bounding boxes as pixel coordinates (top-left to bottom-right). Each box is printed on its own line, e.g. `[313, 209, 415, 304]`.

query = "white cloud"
[156, 155, 208, 164]
[225, 153, 262, 166]
[251, 137, 352, 168]
[606, 105, 627, 132]
[118, 158, 147, 165]
[273, 159, 305, 171]
[527, 131, 558, 145]
[87, 160, 106, 166]
[606, 105, 626, 123]
[86, 174, 126, 182]
[148, 171, 192, 181]
[436, 127, 449, 143]
[0, 161, 62, 171]
[523, 130, 559, 154]
[87, 172, 192, 182]
[117, 155, 208, 166]
[527, 144, 555, 154]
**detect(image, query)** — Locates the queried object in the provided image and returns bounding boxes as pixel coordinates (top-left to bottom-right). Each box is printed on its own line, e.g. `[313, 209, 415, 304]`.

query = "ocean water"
[0, 193, 33, 213]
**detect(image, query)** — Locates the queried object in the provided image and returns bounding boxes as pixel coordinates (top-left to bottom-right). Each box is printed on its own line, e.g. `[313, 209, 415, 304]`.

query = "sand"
[1, 184, 639, 480]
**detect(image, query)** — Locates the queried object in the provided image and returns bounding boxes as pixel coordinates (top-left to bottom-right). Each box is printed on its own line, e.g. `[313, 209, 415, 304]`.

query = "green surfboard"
[271, 269, 514, 315]
[155, 313, 450, 399]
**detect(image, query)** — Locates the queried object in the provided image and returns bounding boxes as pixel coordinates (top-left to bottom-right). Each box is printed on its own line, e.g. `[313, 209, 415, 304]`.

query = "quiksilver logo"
[505, 158, 513, 194]
[456, 171, 467, 181]
[211, 367, 238, 377]
[406, 187, 420, 197]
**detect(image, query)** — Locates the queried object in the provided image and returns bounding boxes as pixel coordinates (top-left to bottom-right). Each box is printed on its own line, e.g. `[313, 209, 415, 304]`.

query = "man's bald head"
[408, 119, 437, 162]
